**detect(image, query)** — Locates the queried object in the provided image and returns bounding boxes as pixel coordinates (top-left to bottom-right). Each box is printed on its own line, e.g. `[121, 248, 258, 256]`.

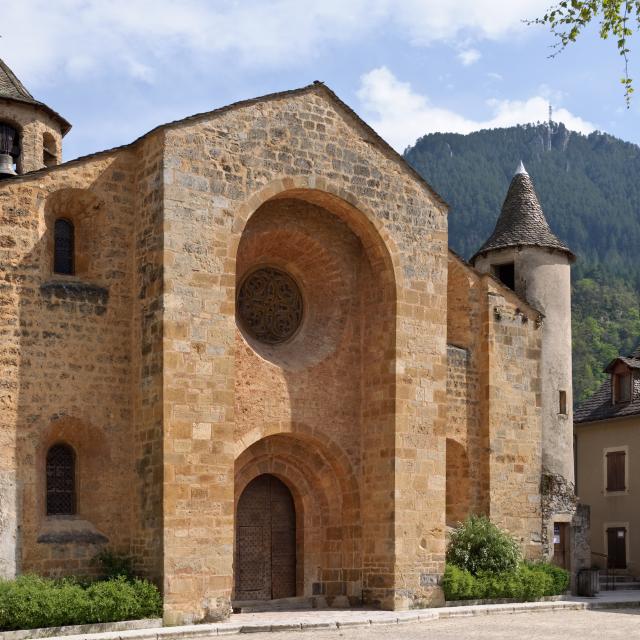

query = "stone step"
[600, 583, 640, 590]
[232, 596, 326, 613]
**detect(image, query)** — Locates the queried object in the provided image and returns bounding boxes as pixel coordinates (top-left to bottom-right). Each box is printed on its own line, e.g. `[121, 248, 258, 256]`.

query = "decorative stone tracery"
[237, 267, 303, 344]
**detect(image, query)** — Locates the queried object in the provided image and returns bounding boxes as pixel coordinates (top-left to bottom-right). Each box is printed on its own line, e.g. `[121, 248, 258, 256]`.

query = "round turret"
[471, 162, 575, 483]
[0, 58, 71, 177]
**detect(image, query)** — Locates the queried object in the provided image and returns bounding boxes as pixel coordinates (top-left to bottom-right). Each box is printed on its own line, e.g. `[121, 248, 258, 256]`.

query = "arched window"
[54, 218, 74, 275]
[0, 121, 20, 175]
[46, 443, 76, 515]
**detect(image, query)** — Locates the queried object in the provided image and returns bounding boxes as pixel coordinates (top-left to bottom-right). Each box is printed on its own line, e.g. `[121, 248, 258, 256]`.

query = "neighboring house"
[575, 346, 640, 575]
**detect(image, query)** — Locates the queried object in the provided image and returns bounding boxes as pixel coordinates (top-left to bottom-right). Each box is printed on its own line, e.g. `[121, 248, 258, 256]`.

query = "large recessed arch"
[232, 175, 401, 607]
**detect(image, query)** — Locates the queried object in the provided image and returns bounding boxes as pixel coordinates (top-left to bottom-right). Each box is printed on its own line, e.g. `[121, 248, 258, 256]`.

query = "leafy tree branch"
[531, 1, 640, 105]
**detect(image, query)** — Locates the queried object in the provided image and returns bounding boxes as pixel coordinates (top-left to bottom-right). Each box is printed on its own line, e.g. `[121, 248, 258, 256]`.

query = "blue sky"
[3, 1, 639, 161]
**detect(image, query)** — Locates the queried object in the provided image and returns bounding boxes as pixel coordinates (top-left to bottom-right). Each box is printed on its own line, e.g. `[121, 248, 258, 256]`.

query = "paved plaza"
[253, 609, 640, 640]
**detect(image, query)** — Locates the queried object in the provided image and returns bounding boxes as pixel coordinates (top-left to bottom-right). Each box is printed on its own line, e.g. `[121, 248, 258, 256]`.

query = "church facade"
[0, 60, 584, 623]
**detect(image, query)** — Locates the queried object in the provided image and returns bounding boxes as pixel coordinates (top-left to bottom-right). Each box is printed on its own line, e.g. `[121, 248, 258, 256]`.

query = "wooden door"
[235, 474, 296, 600]
[552, 523, 569, 569]
[607, 527, 627, 569]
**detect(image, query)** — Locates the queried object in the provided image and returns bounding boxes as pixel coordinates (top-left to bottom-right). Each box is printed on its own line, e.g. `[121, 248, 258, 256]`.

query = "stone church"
[0, 58, 584, 623]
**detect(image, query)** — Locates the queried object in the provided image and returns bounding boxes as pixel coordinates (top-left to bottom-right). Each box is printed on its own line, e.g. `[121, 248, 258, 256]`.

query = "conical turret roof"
[471, 162, 574, 262]
[0, 58, 71, 135]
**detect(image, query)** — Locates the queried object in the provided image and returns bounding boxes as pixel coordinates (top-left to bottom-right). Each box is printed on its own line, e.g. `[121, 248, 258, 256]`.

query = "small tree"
[446, 514, 522, 575]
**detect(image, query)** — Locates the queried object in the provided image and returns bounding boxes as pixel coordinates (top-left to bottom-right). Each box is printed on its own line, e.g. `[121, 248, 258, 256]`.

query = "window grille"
[46, 443, 76, 515]
[54, 218, 74, 275]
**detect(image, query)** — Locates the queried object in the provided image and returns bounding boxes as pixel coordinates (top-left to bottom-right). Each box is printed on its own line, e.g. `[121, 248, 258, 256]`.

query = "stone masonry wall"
[130, 132, 165, 582]
[0, 150, 138, 577]
[160, 85, 449, 621]
[446, 255, 487, 519]
[445, 345, 474, 526]
[484, 281, 543, 558]
[447, 255, 544, 556]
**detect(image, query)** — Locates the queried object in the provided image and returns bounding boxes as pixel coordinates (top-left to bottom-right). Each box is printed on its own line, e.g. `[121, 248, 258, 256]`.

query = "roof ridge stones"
[471, 162, 575, 263]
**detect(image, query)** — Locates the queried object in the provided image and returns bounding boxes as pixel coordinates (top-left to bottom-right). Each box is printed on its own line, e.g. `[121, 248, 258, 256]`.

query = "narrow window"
[54, 218, 74, 275]
[42, 132, 58, 168]
[615, 373, 632, 403]
[606, 450, 626, 492]
[559, 390, 567, 415]
[494, 263, 515, 290]
[46, 443, 76, 515]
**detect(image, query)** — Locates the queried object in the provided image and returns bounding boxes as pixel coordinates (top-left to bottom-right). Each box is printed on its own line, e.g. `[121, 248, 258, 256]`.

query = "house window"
[614, 372, 632, 403]
[606, 450, 626, 492]
[46, 443, 76, 515]
[494, 262, 515, 290]
[559, 390, 567, 415]
[53, 218, 74, 275]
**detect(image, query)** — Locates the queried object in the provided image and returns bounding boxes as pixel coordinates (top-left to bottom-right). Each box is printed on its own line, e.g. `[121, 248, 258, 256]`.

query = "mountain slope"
[404, 123, 640, 403]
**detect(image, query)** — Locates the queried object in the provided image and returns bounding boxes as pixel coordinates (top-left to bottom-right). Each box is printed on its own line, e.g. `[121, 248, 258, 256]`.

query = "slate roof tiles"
[471, 163, 575, 262]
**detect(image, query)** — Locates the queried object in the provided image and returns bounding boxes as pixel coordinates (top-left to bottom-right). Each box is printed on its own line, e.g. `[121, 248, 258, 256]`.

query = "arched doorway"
[235, 474, 296, 600]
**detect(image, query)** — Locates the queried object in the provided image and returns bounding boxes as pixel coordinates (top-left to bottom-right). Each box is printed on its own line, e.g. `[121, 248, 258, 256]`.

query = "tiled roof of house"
[0, 58, 71, 135]
[604, 356, 640, 373]
[575, 349, 640, 424]
[471, 162, 575, 262]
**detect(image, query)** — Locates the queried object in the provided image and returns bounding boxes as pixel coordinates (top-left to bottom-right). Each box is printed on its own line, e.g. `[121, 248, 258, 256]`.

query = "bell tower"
[471, 162, 578, 567]
[0, 58, 71, 178]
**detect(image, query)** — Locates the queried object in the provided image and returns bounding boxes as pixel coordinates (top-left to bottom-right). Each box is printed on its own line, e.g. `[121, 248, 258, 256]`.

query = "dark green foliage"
[0, 575, 162, 631]
[535, 561, 571, 594]
[446, 515, 521, 575]
[94, 549, 135, 580]
[442, 562, 569, 601]
[404, 124, 640, 403]
[572, 277, 640, 401]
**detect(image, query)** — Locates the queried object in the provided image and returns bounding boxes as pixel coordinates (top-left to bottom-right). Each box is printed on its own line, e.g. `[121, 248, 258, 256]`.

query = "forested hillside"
[404, 123, 640, 403]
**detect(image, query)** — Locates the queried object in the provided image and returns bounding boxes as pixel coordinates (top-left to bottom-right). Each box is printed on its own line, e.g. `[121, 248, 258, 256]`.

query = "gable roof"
[575, 346, 640, 424]
[0, 58, 71, 135]
[471, 163, 574, 263]
[2, 81, 446, 209]
[604, 356, 640, 373]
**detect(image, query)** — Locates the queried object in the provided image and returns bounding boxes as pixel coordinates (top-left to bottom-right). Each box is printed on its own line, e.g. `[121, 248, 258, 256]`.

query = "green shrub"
[0, 575, 161, 631]
[531, 562, 570, 595]
[442, 565, 480, 600]
[94, 549, 135, 580]
[515, 564, 553, 600]
[446, 515, 522, 575]
[443, 562, 569, 602]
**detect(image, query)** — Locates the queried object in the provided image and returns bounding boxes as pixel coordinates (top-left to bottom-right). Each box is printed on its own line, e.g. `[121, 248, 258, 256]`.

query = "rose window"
[237, 267, 303, 344]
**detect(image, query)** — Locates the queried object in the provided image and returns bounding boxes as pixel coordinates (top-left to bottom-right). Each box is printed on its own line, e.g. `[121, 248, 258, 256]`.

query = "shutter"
[606, 451, 626, 492]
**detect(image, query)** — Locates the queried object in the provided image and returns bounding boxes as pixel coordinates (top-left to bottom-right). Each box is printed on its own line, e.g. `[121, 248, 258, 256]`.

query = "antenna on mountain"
[548, 104, 553, 127]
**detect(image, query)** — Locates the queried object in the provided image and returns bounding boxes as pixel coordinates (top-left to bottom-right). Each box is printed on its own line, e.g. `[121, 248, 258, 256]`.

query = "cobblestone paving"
[255, 609, 640, 639]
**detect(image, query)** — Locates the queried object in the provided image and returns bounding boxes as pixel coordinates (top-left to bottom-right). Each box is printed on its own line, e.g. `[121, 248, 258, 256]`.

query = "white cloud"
[357, 67, 596, 151]
[2, 0, 550, 84]
[391, 0, 550, 44]
[458, 49, 481, 66]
